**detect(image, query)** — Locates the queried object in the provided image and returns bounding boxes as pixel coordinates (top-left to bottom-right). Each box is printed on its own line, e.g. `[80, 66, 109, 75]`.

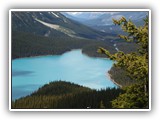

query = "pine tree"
[98, 16, 149, 108]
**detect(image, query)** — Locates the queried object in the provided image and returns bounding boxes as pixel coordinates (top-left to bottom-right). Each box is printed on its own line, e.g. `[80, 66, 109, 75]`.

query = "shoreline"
[106, 72, 122, 88]
[12, 49, 77, 60]
[12, 49, 108, 60]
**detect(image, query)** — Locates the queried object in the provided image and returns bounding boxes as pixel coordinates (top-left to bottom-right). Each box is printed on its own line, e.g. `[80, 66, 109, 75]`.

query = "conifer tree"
[98, 16, 149, 108]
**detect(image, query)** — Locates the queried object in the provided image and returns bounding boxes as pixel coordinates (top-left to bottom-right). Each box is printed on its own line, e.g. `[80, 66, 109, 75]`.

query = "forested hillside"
[12, 31, 138, 59]
[12, 81, 123, 109]
[12, 31, 118, 59]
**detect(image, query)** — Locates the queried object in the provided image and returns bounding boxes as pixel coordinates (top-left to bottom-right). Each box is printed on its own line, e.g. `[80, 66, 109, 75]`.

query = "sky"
[66, 12, 119, 16]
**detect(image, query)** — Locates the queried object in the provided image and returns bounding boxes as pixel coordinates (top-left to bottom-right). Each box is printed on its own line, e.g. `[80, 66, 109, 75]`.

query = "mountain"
[62, 12, 105, 22]
[84, 12, 147, 26]
[11, 11, 138, 59]
[62, 11, 148, 34]
[11, 11, 119, 59]
[12, 11, 116, 40]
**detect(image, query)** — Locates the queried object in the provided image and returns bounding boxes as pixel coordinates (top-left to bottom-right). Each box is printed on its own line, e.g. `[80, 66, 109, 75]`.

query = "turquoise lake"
[12, 49, 117, 100]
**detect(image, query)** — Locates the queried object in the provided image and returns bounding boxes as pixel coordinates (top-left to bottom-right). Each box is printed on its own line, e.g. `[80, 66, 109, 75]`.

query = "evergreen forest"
[11, 12, 149, 109]
[12, 81, 122, 109]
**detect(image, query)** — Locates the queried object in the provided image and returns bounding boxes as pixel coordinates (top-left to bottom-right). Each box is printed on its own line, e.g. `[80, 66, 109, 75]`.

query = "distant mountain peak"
[62, 11, 148, 34]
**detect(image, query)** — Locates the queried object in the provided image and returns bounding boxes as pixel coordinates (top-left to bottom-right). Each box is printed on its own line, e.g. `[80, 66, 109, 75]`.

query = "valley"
[11, 11, 149, 109]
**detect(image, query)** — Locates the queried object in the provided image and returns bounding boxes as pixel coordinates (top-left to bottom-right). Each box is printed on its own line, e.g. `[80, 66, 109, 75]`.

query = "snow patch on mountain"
[51, 12, 60, 18]
[34, 18, 77, 38]
[35, 18, 60, 29]
[44, 30, 51, 37]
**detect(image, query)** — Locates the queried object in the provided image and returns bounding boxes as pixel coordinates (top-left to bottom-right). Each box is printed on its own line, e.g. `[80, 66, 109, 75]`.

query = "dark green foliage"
[12, 31, 79, 58]
[12, 31, 119, 59]
[12, 81, 123, 109]
[31, 81, 91, 96]
[112, 82, 149, 109]
[98, 16, 149, 108]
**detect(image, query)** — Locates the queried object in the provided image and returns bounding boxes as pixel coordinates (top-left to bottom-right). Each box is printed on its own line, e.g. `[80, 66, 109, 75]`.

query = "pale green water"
[12, 49, 116, 100]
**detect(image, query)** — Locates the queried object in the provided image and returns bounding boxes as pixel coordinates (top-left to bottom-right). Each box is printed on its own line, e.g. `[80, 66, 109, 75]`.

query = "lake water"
[12, 49, 117, 100]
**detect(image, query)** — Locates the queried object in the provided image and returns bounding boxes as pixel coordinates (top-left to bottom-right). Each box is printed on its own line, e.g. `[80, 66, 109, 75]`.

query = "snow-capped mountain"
[63, 11, 148, 26]
[62, 11, 148, 33]
[63, 12, 106, 20]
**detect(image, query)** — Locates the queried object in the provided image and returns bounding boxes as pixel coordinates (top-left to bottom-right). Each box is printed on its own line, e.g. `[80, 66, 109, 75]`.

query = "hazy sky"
[66, 12, 119, 16]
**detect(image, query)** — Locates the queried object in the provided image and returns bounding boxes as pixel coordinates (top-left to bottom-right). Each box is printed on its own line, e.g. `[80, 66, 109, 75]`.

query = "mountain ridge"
[63, 11, 148, 33]
[12, 11, 117, 40]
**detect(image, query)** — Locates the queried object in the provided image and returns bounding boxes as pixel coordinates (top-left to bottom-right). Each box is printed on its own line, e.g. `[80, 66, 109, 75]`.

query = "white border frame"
[9, 9, 151, 111]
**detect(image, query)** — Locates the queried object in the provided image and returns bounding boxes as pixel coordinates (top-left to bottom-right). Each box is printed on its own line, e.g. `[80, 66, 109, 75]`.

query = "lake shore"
[106, 72, 122, 88]
[12, 49, 75, 60]
[12, 49, 115, 100]
[12, 49, 108, 60]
